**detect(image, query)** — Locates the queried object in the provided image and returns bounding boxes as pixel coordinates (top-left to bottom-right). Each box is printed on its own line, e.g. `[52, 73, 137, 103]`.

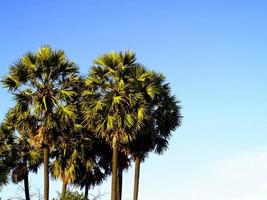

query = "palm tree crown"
[82, 51, 157, 145]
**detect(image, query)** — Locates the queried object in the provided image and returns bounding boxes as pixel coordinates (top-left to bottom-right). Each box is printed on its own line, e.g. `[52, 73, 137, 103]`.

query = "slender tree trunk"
[111, 143, 118, 200]
[44, 146, 49, 200]
[117, 167, 123, 200]
[84, 183, 89, 199]
[133, 156, 141, 200]
[24, 171, 30, 200]
[61, 180, 67, 197]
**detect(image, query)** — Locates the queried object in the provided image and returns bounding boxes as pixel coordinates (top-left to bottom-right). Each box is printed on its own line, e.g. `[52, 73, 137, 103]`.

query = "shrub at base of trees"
[56, 191, 87, 200]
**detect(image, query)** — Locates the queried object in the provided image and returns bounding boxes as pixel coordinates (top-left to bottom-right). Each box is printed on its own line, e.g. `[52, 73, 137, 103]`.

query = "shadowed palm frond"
[0, 167, 9, 190]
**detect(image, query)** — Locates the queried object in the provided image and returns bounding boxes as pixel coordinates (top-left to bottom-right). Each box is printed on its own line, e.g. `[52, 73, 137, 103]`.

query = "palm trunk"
[111, 143, 118, 200]
[117, 167, 123, 200]
[24, 171, 30, 200]
[133, 156, 141, 200]
[84, 183, 89, 199]
[44, 146, 49, 200]
[61, 180, 67, 197]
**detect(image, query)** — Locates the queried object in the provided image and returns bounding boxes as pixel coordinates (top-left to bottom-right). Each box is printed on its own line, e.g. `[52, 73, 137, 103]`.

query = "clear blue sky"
[1, 1, 267, 199]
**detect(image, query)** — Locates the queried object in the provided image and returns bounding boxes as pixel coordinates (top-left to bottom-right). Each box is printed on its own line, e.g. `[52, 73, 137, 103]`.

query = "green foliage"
[55, 191, 87, 200]
[0, 48, 182, 200]
[82, 51, 158, 146]
[128, 71, 182, 160]
[2, 46, 80, 147]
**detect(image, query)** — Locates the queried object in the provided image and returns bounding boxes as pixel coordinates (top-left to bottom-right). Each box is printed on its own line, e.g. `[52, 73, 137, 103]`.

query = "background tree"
[129, 72, 182, 200]
[50, 76, 112, 199]
[0, 123, 12, 191]
[2, 46, 80, 200]
[74, 137, 112, 199]
[50, 139, 79, 196]
[1, 109, 44, 200]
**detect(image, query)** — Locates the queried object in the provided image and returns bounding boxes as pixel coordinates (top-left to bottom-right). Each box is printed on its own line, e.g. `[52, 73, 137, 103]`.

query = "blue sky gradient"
[1, 1, 267, 199]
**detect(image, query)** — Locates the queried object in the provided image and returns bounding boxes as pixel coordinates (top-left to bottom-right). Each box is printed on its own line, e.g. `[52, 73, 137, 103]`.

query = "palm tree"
[73, 139, 111, 199]
[51, 76, 108, 198]
[129, 72, 182, 200]
[2, 46, 79, 200]
[10, 136, 42, 200]
[49, 75, 110, 198]
[0, 112, 43, 200]
[0, 124, 11, 191]
[82, 51, 157, 200]
[50, 141, 77, 196]
[50, 131, 112, 199]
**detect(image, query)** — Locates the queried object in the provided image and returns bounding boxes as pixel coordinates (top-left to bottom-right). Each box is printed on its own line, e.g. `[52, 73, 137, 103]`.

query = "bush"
[55, 191, 87, 200]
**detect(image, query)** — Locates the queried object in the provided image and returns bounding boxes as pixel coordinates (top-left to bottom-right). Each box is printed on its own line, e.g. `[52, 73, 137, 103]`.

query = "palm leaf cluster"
[0, 47, 182, 200]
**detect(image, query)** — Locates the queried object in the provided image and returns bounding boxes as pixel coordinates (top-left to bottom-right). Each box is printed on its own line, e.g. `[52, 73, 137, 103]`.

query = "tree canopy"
[0, 48, 182, 200]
